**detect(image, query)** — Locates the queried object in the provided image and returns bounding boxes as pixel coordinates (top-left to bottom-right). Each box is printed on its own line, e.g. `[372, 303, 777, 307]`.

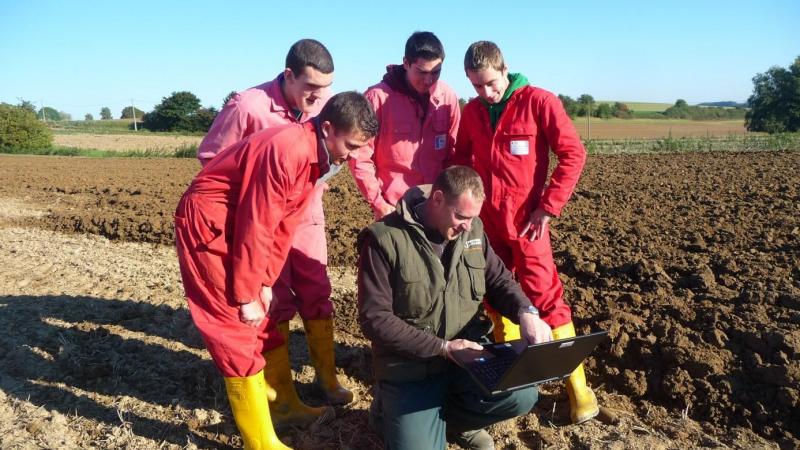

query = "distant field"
[572, 118, 747, 139]
[596, 101, 673, 112]
[47, 118, 747, 151]
[53, 133, 202, 152]
[48, 119, 204, 136]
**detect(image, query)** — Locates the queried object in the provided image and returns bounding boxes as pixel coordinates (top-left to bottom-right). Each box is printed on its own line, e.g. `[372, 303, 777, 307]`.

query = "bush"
[612, 102, 633, 119]
[0, 103, 53, 149]
[593, 103, 613, 119]
[559, 95, 578, 118]
[38, 106, 61, 121]
[120, 106, 145, 119]
[746, 56, 800, 133]
[142, 91, 217, 132]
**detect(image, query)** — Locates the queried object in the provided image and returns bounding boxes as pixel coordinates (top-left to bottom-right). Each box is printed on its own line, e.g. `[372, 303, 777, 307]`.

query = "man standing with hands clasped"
[198, 39, 358, 430]
[176, 92, 378, 449]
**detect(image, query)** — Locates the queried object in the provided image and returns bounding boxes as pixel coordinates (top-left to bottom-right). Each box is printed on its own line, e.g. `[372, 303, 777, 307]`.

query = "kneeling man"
[357, 166, 553, 450]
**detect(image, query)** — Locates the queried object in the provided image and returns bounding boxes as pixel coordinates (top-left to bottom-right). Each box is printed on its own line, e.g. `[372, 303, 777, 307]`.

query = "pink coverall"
[450, 85, 586, 328]
[197, 74, 332, 328]
[176, 122, 322, 377]
[348, 68, 460, 219]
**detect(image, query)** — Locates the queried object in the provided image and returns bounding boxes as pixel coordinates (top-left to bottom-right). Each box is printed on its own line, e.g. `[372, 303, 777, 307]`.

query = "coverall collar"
[269, 72, 304, 121]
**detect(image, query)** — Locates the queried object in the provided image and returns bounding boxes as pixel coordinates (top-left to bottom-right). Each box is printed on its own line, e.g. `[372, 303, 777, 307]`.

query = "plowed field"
[0, 151, 797, 449]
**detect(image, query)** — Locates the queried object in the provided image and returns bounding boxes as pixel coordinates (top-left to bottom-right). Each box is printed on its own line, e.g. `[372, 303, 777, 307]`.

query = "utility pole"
[586, 100, 591, 141]
[40, 100, 46, 122]
[131, 99, 138, 131]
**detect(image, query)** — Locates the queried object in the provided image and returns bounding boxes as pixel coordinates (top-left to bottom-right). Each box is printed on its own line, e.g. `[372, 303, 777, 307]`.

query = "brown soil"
[0, 151, 797, 449]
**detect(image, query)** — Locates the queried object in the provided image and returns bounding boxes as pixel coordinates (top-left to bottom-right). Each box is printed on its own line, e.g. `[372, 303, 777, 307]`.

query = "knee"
[508, 386, 538, 417]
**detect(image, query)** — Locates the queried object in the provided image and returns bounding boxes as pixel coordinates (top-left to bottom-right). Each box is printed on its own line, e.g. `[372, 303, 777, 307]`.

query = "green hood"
[480, 73, 529, 130]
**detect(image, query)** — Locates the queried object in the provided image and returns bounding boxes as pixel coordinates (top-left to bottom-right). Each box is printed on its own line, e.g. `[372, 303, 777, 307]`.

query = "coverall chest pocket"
[386, 121, 415, 164]
[431, 109, 450, 156]
[502, 122, 536, 159]
[462, 251, 486, 300]
[393, 262, 432, 318]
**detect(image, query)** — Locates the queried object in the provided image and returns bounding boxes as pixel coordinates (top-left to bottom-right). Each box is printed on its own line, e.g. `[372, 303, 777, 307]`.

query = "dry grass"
[572, 118, 747, 139]
[53, 133, 202, 152]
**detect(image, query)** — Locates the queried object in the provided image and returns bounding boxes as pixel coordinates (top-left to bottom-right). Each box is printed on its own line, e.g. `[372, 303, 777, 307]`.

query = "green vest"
[360, 187, 491, 381]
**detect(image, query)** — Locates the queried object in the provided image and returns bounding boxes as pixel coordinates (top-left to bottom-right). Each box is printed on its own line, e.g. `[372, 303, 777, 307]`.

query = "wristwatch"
[519, 305, 540, 318]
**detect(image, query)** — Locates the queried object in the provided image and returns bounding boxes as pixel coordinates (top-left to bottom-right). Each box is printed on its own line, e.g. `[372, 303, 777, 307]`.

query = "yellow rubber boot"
[552, 322, 600, 424]
[224, 371, 292, 450]
[488, 309, 521, 343]
[263, 322, 335, 429]
[303, 318, 355, 405]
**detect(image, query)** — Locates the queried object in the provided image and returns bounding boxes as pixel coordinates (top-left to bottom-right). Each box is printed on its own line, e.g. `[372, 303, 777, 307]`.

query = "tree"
[746, 56, 800, 133]
[142, 91, 215, 132]
[100, 107, 112, 120]
[664, 99, 691, 119]
[612, 102, 633, 119]
[558, 95, 578, 118]
[38, 107, 61, 121]
[0, 103, 53, 149]
[192, 107, 219, 132]
[593, 103, 612, 119]
[58, 111, 72, 121]
[17, 99, 36, 114]
[222, 91, 237, 108]
[120, 106, 145, 119]
[85, 113, 94, 121]
[458, 98, 468, 110]
[577, 94, 594, 117]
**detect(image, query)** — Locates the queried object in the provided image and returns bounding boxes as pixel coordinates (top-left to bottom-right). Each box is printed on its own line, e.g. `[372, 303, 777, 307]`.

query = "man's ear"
[284, 68, 295, 83]
[321, 120, 332, 139]
[431, 189, 444, 204]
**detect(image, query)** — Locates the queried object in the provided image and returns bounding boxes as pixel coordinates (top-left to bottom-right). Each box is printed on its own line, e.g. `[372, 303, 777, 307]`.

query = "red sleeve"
[348, 88, 391, 214]
[537, 92, 587, 216]
[230, 140, 299, 302]
[448, 102, 474, 168]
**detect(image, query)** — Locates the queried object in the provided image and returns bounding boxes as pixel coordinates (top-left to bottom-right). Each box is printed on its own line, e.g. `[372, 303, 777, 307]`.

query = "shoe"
[447, 428, 495, 450]
[552, 321, 600, 424]
[487, 309, 521, 343]
[303, 318, 355, 405]
[224, 371, 292, 450]
[263, 322, 335, 429]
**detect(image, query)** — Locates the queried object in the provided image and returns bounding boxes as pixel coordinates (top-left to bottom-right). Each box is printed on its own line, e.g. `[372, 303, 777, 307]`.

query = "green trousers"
[370, 363, 538, 450]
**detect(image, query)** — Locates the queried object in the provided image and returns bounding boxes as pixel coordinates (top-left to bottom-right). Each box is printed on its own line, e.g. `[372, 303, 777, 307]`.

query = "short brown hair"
[286, 39, 334, 75]
[432, 166, 485, 203]
[318, 91, 379, 138]
[464, 41, 505, 72]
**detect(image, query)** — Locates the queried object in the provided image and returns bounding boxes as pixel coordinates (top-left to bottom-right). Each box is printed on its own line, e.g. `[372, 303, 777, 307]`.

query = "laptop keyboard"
[472, 356, 515, 389]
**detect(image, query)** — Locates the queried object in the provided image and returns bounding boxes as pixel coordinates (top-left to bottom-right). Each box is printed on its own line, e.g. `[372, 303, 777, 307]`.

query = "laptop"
[455, 331, 608, 396]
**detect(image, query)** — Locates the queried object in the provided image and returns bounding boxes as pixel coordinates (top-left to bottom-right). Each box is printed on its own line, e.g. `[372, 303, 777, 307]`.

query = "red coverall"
[176, 122, 321, 377]
[450, 86, 586, 328]
[197, 74, 332, 328]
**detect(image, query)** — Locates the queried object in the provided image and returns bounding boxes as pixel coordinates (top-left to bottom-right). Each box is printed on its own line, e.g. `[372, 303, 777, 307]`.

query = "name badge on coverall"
[435, 134, 446, 150]
[510, 140, 529, 156]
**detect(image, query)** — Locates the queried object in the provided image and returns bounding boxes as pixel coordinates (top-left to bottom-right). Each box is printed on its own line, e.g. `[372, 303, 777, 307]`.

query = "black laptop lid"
[496, 331, 608, 392]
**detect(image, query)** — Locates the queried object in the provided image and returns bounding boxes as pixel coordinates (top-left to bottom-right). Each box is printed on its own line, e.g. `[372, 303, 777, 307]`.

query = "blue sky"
[1, 1, 798, 119]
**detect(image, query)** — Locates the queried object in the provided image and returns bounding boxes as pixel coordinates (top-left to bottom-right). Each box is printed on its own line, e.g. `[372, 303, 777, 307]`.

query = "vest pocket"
[393, 263, 431, 318]
[463, 251, 486, 299]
